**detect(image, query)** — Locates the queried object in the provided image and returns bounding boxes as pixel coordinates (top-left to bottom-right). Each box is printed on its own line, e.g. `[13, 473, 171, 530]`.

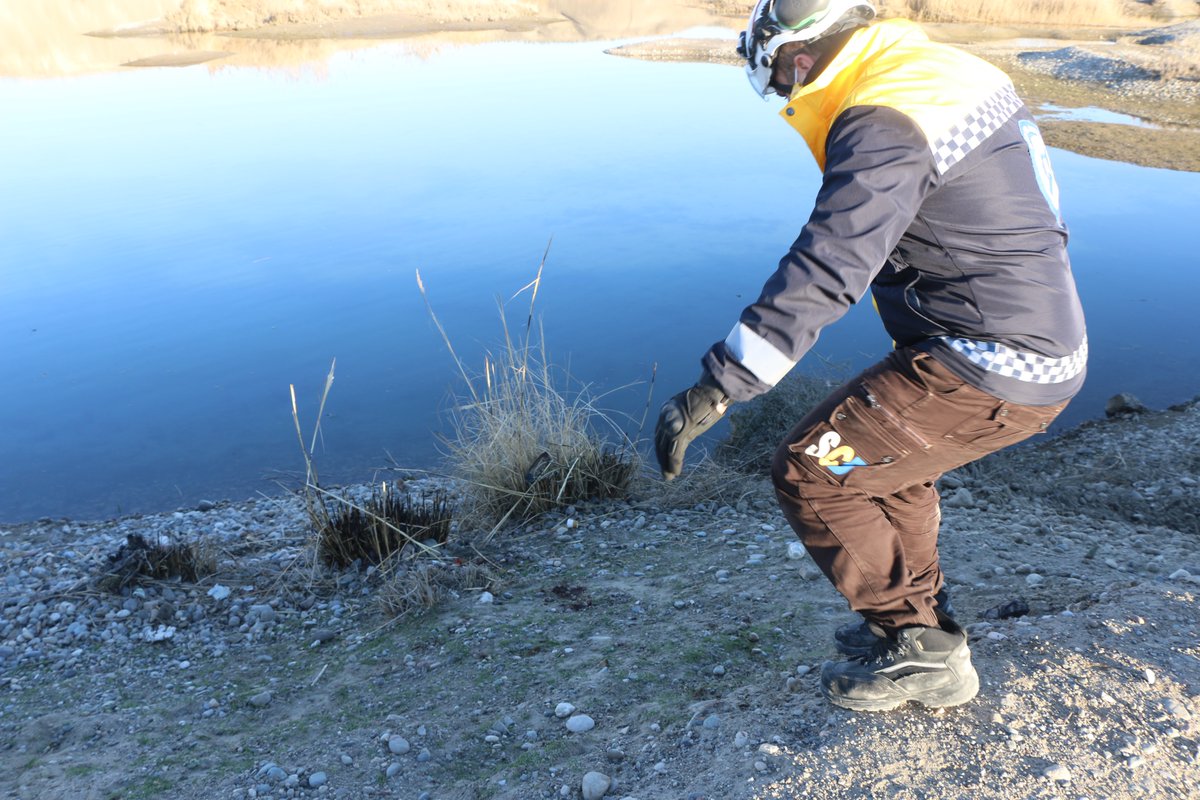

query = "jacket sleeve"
[703, 105, 940, 402]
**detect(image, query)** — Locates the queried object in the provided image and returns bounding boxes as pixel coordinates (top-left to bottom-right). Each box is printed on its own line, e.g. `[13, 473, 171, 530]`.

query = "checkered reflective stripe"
[929, 84, 1023, 174]
[941, 334, 1088, 384]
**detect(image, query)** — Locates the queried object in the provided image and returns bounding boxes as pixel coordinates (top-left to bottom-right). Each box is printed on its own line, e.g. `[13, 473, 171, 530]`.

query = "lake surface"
[2, 36, 1199, 522]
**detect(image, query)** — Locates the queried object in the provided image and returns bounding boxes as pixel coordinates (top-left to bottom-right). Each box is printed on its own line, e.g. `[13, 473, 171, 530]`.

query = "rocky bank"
[2, 397, 1198, 799]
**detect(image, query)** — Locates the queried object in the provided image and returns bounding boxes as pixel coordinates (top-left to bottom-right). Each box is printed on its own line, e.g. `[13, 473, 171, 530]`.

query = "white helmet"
[737, 0, 876, 97]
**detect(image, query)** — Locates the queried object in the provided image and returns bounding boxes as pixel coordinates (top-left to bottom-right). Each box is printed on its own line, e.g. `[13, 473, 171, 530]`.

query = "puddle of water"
[1038, 103, 1159, 128]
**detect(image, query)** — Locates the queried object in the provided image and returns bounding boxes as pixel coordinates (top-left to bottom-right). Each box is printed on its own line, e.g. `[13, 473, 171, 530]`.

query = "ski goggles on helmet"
[736, 0, 876, 98]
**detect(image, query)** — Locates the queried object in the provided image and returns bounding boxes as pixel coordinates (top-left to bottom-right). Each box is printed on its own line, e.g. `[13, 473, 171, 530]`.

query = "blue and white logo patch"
[1019, 119, 1062, 225]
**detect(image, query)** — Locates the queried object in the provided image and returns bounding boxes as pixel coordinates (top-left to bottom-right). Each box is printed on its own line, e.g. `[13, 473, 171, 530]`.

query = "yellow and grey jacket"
[704, 18, 1087, 406]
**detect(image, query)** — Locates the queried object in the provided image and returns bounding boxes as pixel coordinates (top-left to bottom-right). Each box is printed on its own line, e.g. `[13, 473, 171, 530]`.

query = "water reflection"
[0, 0, 735, 77]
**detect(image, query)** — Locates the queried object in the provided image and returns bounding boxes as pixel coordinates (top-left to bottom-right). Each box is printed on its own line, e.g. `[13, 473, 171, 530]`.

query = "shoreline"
[2, 388, 1195, 529]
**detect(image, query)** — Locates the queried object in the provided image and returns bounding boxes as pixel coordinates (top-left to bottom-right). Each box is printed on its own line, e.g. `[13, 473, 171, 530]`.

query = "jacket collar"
[779, 18, 929, 168]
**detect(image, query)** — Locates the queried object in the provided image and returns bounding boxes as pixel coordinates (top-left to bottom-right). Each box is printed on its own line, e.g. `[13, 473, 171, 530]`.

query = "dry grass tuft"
[98, 533, 216, 593]
[882, 0, 1136, 26]
[446, 362, 638, 530]
[419, 247, 638, 533]
[377, 558, 501, 618]
[316, 484, 452, 569]
[641, 456, 768, 509]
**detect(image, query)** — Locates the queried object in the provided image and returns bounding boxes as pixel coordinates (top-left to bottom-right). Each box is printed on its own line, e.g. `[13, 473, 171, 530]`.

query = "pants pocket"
[786, 390, 926, 488]
[945, 400, 1064, 453]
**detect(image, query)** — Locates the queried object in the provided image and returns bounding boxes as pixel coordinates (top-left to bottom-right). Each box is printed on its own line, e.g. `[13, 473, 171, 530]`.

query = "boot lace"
[854, 634, 910, 667]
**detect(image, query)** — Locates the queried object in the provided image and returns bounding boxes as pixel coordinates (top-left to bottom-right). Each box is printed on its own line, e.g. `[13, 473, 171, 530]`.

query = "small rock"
[388, 735, 411, 755]
[261, 765, 286, 783]
[385, 762, 402, 778]
[712, 665, 726, 677]
[197, 499, 217, 512]
[982, 599, 1030, 620]
[206, 584, 231, 601]
[142, 624, 176, 642]
[945, 487, 974, 508]
[702, 715, 721, 729]
[248, 691, 272, 708]
[734, 731, 750, 748]
[1042, 763, 1071, 782]
[308, 772, 326, 788]
[1144, 669, 1157, 685]
[1162, 697, 1192, 720]
[581, 771, 611, 800]
[478, 592, 494, 604]
[566, 714, 595, 733]
[786, 542, 806, 560]
[1170, 568, 1193, 581]
[555, 702, 576, 718]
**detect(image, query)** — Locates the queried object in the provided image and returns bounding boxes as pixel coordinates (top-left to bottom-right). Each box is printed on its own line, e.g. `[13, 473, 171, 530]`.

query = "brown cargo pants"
[770, 347, 1068, 630]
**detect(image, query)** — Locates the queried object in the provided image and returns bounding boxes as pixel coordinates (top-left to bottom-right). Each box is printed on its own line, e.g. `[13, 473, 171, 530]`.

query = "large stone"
[566, 714, 595, 733]
[1105, 392, 1147, 417]
[582, 771, 612, 800]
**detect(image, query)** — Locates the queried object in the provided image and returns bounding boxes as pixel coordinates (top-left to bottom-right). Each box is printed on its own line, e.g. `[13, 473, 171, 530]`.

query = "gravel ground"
[2, 396, 1198, 800]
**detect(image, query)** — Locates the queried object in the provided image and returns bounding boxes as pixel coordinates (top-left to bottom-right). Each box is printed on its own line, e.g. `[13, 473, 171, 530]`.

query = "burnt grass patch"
[316, 487, 452, 569]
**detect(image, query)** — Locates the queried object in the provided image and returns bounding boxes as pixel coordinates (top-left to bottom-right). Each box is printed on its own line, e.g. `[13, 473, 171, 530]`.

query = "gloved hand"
[654, 373, 730, 481]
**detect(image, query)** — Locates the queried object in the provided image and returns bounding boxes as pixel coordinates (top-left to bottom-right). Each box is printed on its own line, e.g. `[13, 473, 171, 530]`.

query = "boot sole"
[823, 666, 980, 712]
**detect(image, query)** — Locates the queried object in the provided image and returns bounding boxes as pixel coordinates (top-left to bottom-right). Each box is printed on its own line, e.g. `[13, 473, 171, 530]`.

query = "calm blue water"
[2, 40, 1198, 522]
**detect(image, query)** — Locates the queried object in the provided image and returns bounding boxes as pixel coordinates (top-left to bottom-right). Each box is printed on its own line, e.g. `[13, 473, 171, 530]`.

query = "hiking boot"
[820, 618, 979, 712]
[834, 587, 955, 656]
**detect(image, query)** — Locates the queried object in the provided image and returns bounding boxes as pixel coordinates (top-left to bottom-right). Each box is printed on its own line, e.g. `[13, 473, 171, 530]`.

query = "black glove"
[654, 373, 730, 481]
